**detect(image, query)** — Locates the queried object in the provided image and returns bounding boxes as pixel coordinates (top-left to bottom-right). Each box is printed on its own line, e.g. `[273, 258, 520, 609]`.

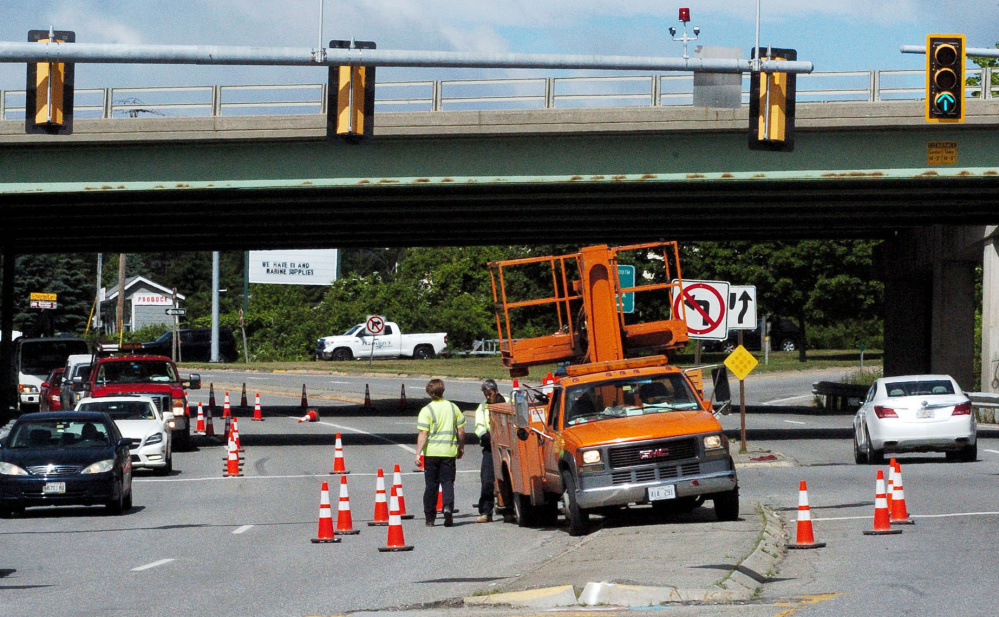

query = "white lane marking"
[132, 559, 175, 571]
[784, 420, 806, 425]
[816, 511, 999, 522]
[232, 525, 253, 535]
[329, 381, 351, 385]
[984, 449, 999, 455]
[763, 394, 814, 404]
[247, 377, 267, 381]
[317, 421, 417, 454]
[134, 470, 478, 483]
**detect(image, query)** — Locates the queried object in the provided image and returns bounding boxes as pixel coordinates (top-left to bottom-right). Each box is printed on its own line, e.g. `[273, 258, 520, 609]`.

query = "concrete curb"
[461, 503, 787, 609]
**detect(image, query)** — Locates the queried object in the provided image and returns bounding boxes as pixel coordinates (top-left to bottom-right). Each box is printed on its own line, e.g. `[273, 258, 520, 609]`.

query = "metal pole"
[739, 378, 747, 453]
[211, 251, 220, 363]
[115, 254, 126, 340]
[754, 0, 761, 72]
[0, 41, 815, 73]
[171, 288, 178, 363]
[317, 0, 325, 52]
[94, 253, 102, 331]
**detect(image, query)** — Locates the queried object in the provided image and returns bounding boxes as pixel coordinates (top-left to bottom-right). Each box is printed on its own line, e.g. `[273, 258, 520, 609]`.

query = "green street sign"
[618, 265, 635, 314]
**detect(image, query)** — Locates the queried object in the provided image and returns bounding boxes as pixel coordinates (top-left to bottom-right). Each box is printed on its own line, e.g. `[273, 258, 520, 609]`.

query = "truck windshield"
[94, 360, 178, 385]
[18, 340, 90, 376]
[564, 373, 700, 426]
[344, 325, 362, 336]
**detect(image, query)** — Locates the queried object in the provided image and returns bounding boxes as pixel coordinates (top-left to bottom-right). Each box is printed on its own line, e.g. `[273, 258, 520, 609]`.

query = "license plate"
[43, 482, 65, 495]
[917, 409, 934, 419]
[648, 485, 676, 501]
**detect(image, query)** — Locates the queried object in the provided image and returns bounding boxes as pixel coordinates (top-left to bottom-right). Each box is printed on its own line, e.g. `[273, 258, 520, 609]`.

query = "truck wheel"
[560, 470, 589, 536]
[513, 493, 535, 528]
[173, 428, 192, 452]
[713, 489, 740, 522]
[413, 345, 435, 360]
[331, 348, 353, 362]
[537, 500, 559, 527]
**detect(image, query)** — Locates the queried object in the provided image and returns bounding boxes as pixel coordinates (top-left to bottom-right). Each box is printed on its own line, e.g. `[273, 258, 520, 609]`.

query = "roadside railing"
[2, 68, 996, 120]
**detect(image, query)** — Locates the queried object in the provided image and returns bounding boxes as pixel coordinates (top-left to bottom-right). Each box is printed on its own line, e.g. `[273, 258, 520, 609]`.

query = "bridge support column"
[982, 228, 999, 393]
[1, 245, 16, 424]
[881, 227, 979, 391]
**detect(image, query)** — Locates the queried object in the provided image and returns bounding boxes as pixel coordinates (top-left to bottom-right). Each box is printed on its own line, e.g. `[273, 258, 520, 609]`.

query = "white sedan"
[853, 374, 976, 464]
[76, 396, 174, 474]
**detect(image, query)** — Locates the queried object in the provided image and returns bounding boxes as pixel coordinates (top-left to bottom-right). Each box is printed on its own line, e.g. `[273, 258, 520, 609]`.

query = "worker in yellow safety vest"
[415, 378, 466, 527]
[474, 379, 505, 523]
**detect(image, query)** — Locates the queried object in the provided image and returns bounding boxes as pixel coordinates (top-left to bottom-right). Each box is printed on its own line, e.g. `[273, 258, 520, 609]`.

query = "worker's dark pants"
[423, 456, 456, 521]
[479, 434, 494, 515]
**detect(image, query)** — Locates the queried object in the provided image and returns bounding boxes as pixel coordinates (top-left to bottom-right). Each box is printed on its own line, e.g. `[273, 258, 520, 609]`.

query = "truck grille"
[611, 462, 701, 485]
[148, 395, 171, 413]
[608, 437, 698, 468]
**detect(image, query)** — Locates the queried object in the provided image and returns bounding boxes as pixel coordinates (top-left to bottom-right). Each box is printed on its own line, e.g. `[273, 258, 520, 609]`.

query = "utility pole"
[116, 253, 126, 342]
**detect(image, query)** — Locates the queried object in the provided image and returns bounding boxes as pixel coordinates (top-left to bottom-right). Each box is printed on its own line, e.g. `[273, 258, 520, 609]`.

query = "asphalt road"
[3, 369, 996, 617]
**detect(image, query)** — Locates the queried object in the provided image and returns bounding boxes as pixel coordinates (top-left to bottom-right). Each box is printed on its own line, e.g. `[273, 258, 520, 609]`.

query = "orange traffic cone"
[787, 481, 825, 549]
[251, 393, 264, 421]
[298, 409, 319, 423]
[223, 414, 232, 444]
[398, 384, 407, 411]
[368, 468, 389, 527]
[392, 464, 414, 520]
[436, 485, 443, 513]
[301, 384, 309, 408]
[209, 383, 217, 412]
[223, 392, 231, 419]
[240, 383, 248, 408]
[311, 481, 341, 544]
[378, 486, 414, 552]
[205, 404, 215, 438]
[195, 402, 206, 434]
[223, 436, 242, 477]
[890, 461, 914, 525]
[361, 384, 373, 410]
[864, 470, 902, 535]
[329, 433, 349, 474]
[232, 417, 244, 452]
[886, 459, 895, 516]
[334, 475, 360, 535]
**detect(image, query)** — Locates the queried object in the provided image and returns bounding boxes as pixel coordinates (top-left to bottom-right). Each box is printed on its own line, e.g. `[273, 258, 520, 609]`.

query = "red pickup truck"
[82, 352, 201, 450]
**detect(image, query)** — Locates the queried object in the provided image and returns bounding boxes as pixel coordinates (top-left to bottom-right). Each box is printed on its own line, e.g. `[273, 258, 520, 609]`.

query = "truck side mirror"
[188, 374, 202, 390]
[711, 367, 732, 415]
[513, 389, 530, 430]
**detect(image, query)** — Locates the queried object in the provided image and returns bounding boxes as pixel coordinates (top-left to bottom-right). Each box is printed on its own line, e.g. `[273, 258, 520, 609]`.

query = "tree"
[967, 43, 999, 98]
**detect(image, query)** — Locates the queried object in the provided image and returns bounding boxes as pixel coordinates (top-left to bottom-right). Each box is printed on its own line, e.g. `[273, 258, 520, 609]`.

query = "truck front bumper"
[574, 456, 737, 510]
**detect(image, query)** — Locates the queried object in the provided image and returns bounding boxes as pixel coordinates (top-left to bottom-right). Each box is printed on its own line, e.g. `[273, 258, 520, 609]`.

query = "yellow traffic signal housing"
[926, 34, 965, 123]
[328, 40, 376, 142]
[749, 47, 796, 152]
[25, 29, 75, 135]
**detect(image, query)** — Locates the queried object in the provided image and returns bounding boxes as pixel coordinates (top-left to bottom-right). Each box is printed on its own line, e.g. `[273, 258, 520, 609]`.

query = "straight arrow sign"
[727, 285, 757, 330]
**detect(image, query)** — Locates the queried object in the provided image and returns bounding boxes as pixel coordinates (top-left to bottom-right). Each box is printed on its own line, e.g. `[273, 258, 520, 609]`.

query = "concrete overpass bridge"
[0, 71, 997, 396]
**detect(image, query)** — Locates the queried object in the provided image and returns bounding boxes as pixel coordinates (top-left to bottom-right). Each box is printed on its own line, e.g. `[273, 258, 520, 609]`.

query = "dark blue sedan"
[0, 411, 133, 516]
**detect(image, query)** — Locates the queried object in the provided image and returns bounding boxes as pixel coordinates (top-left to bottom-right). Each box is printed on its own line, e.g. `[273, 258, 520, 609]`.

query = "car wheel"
[958, 443, 977, 462]
[722, 343, 736, 354]
[331, 348, 353, 362]
[853, 427, 869, 464]
[713, 489, 740, 521]
[779, 338, 797, 352]
[560, 470, 589, 536]
[864, 426, 884, 465]
[122, 488, 133, 512]
[413, 345, 435, 360]
[106, 483, 125, 515]
[157, 452, 173, 476]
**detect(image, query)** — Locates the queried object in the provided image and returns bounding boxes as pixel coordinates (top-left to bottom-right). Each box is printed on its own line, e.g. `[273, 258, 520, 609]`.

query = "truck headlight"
[703, 435, 726, 452]
[19, 384, 38, 394]
[581, 450, 601, 465]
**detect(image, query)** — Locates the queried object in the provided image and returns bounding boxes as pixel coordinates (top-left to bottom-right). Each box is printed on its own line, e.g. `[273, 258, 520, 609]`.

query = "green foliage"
[13, 254, 96, 337]
[967, 43, 999, 98]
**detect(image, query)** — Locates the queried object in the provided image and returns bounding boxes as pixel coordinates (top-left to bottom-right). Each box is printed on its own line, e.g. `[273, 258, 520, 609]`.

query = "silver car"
[853, 374, 976, 464]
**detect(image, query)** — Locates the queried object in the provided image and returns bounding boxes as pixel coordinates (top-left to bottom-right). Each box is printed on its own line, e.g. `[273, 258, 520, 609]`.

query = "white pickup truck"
[315, 322, 448, 361]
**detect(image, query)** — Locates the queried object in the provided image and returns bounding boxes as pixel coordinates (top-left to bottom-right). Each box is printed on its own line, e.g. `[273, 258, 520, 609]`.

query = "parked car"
[0, 411, 133, 517]
[853, 374, 976, 464]
[60, 353, 93, 412]
[141, 327, 238, 363]
[316, 321, 448, 361]
[701, 318, 802, 353]
[39, 368, 64, 412]
[76, 396, 174, 475]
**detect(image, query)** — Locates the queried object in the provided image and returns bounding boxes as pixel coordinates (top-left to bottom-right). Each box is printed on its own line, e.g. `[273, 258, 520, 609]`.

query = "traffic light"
[328, 40, 376, 142]
[25, 29, 75, 135]
[748, 47, 796, 152]
[926, 34, 965, 122]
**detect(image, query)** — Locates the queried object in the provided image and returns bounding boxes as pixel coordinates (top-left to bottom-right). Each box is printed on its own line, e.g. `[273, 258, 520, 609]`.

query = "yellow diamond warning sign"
[724, 345, 759, 381]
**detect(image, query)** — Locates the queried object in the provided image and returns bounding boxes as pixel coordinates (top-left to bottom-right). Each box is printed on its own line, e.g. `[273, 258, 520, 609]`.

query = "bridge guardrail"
[1, 68, 995, 120]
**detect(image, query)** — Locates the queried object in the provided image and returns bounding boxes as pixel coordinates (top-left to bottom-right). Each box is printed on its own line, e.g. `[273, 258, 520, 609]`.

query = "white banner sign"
[133, 294, 172, 306]
[248, 250, 339, 286]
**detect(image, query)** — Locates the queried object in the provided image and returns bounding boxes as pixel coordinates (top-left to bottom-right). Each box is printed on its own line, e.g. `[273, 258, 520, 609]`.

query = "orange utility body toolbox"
[486, 243, 737, 535]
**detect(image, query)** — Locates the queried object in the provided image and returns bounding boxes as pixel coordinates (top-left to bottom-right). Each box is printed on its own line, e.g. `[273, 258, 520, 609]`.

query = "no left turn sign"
[365, 315, 386, 335]
[671, 280, 730, 340]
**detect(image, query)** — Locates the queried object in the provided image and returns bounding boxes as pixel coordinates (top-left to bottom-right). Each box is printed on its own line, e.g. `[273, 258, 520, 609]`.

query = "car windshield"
[886, 380, 956, 397]
[94, 360, 177, 385]
[79, 400, 157, 420]
[8, 419, 111, 449]
[19, 340, 89, 376]
[564, 373, 701, 426]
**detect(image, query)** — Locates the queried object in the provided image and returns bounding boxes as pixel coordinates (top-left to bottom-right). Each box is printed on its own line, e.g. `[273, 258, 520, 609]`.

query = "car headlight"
[19, 384, 39, 394]
[581, 450, 602, 465]
[145, 433, 164, 446]
[0, 462, 28, 476]
[81, 459, 114, 474]
[704, 435, 725, 451]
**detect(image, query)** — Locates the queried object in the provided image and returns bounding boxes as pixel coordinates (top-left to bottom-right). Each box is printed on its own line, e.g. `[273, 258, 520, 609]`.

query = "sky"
[0, 1, 996, 93]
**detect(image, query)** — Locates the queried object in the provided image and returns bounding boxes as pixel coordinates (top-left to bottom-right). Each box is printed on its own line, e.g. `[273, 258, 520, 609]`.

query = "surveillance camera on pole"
[669, 8, 700, 60]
